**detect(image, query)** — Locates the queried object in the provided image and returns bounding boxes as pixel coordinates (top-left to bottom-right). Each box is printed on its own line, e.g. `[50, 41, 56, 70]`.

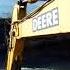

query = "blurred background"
[0, 0, 16, 18]
[0, 0, 16, 69]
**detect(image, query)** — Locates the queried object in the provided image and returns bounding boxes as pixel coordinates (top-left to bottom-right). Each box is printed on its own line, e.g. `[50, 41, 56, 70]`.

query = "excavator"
[6, 0, 70, 70]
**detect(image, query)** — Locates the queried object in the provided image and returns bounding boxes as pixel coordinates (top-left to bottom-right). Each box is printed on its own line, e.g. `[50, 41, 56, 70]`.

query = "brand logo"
[32, 8, 59, 32]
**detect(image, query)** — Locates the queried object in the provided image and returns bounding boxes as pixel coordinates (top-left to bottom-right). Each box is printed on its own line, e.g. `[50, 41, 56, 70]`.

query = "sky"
[0, 0, 17, 18]
[0, 0, 46, 18]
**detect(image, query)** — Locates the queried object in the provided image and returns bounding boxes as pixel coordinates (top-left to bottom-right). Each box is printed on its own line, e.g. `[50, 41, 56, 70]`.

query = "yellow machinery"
[6, 0, 70, 70]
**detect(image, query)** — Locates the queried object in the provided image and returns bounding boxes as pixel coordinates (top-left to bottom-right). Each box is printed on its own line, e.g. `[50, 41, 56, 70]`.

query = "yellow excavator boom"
[6, 0, 70, 70]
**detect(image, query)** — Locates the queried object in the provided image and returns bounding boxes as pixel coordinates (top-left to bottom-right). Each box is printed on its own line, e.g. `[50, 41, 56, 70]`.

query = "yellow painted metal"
[7, 38, 24, 70]
[12, 4, 19, 23]
[16, 0, 70, 38]
[6, 0, 70, 70]
[6, 3, 24, 70]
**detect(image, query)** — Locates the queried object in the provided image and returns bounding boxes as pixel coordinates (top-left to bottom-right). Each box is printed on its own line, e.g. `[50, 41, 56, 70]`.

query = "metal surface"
[6, 0, 70, 70]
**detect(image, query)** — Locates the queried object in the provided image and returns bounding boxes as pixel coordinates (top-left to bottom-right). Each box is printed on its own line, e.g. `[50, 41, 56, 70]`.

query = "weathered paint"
[16, 0, 70, 38]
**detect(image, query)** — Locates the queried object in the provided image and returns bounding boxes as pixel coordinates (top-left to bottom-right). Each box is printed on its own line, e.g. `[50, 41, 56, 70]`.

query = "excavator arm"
[6, 0, 70, 70]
